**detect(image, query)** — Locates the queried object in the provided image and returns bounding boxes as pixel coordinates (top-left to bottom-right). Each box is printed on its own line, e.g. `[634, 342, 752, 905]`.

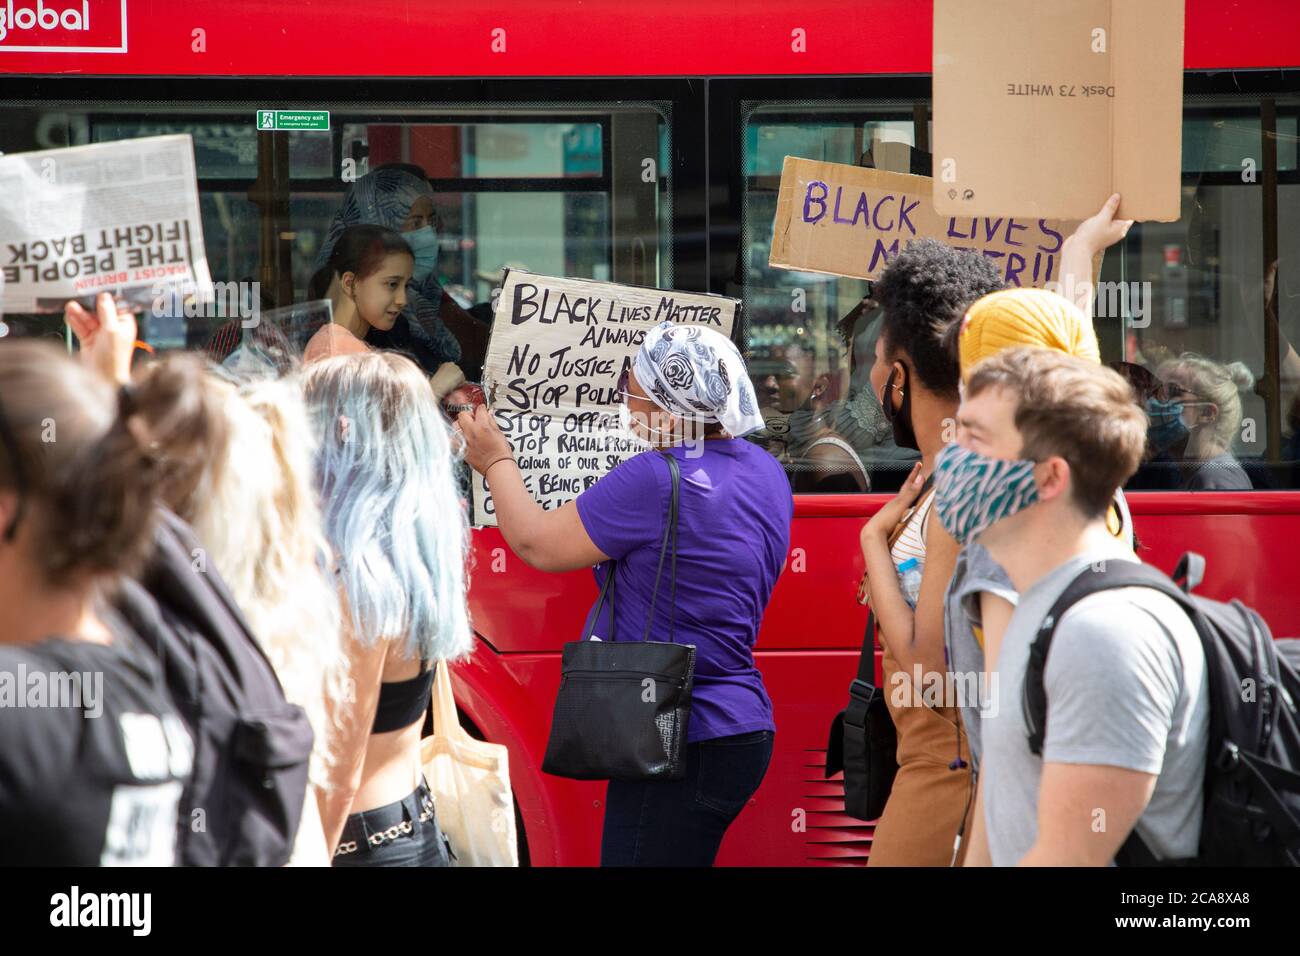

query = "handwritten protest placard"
[769, 157, 1082, 286]
[0, 134, 213, 313]
[471, 270, 739, 526]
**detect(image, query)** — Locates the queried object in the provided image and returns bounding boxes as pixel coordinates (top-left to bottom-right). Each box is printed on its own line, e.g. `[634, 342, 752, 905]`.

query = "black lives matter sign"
[471, 270, 739, 526]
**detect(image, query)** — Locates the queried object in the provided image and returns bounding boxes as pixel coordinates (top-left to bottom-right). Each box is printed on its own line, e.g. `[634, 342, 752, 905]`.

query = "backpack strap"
[1023, 558, 1194, 757]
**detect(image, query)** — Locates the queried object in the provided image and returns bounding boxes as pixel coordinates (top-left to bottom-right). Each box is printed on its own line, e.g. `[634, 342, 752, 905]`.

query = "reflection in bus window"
[0, 103, 672, 381]
[738, 98, 1300, 491]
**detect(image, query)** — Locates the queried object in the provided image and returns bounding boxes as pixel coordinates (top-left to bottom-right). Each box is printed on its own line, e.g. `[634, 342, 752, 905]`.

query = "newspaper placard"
[768, 157, 1087, 286]
[0, 134, 214, 314]
[472, 271, 740, 526]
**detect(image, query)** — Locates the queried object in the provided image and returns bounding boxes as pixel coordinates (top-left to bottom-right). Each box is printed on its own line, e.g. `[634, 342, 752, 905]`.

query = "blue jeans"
[601, 730, 774, 867]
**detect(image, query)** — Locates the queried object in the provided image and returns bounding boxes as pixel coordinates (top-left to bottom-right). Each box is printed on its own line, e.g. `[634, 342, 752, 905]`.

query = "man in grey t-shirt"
[933, 346, 1208, 865]
[982, 552, 1208, 864]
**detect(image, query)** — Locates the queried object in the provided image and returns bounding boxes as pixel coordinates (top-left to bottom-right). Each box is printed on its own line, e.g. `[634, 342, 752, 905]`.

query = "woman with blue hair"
[313, 165, 488, 380]
[456, 320, 794, 866]
[307, 350, 474, 866]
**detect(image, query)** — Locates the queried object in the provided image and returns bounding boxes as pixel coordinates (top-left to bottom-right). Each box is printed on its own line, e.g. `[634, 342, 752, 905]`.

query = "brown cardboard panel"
[932, 0, 1183, 221]
[768, 156, 1078, 286]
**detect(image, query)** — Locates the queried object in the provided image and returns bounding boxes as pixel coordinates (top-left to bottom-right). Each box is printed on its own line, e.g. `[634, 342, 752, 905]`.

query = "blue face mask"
[933, 443, 1041, 546]
[1144, 397, 1189, 454]
[403, 225, 439, 282]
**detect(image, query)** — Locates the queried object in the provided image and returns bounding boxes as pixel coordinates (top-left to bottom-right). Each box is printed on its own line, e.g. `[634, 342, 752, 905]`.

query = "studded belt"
[333, 783, 436, 857]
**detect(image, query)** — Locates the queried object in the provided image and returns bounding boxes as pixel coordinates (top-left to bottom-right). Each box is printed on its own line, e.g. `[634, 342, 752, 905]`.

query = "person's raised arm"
[454, 404, 608, 573]
[65, 292, 137, 386]
[1057, 193, 1134, 315]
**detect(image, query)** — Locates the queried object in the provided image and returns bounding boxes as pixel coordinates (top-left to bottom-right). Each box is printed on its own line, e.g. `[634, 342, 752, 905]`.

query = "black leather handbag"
[824, 610, 899, 821]
[542, 453, 697, 782]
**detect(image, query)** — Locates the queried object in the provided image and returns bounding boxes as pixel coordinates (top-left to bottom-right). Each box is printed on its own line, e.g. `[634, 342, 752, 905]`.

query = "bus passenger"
[1153, 353, 1255, 491]
[313, 167, 488, 381]
[305, 224, 465, 397]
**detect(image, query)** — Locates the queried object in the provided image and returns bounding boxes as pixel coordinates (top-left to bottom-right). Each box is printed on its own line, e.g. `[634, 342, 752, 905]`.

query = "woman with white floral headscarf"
[455, 320, 793, 866]
[312, 166, 487, 379]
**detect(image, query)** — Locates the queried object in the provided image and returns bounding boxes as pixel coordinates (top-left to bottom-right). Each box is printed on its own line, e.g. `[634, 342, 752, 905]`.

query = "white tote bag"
[420, 662, 519, 866]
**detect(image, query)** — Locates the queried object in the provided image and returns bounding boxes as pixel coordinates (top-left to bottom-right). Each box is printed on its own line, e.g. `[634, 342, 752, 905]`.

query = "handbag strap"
[580, 451, 681, 643]
[643, 452, 681, 643]
[582, 552, 616, 641]
[855, 610, 877, 683]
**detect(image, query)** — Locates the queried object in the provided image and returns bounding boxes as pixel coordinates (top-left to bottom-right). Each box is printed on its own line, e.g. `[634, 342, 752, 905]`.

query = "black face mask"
[880, 364, 918, 451]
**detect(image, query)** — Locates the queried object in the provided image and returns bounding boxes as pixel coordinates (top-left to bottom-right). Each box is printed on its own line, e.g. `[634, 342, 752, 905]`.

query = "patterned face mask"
[932, 443, 1041, 546]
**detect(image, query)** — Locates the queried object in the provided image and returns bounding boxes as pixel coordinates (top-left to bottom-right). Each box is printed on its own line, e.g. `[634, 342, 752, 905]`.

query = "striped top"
[889, 488, 935, 571]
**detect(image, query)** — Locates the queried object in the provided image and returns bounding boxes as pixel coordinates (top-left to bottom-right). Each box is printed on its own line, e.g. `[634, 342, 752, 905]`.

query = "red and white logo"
[0, 0, 126, 53]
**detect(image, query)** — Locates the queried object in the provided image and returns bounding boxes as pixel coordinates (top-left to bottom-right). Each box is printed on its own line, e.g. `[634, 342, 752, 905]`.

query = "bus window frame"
[709, 71, 1300, 486]
[0, 76, 710, 302]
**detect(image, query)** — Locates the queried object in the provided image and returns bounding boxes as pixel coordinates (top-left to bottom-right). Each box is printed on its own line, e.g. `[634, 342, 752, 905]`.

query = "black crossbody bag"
[824, 610, 898, 820]
[823, 475, 936, 820]
[542, 452, 697, 782]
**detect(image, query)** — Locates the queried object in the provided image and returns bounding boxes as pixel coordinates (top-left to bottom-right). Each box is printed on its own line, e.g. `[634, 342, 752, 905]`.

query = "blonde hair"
[1156, 353, 1255, 451]
[185, 373, 348, 788]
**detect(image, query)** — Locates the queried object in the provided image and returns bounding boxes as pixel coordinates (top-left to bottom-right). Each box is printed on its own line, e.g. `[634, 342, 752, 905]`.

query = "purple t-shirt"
[574, 439, 793, 743]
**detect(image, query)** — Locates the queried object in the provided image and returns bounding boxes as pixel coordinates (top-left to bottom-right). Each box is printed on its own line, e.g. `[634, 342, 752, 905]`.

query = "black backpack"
[114, 509, 315, 866]
[1024, 552, 1300, 866]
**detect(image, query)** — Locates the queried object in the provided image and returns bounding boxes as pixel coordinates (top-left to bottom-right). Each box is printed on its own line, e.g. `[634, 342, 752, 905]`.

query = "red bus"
[3, 0, 1299, 865]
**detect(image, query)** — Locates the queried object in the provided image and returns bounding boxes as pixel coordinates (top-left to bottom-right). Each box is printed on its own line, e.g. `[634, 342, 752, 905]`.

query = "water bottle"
[897, 557, 923, 609]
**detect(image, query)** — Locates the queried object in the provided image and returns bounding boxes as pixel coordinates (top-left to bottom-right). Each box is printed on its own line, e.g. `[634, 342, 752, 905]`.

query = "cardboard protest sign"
[471, 271, 739, 526]
[932, 0, 1184, 221]
[768, 157, 1081, 287]
[0, 134, 214, 313]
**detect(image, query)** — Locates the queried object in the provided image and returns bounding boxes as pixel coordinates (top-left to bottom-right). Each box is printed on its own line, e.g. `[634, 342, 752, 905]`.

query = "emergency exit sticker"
[255, 110, 330, 131]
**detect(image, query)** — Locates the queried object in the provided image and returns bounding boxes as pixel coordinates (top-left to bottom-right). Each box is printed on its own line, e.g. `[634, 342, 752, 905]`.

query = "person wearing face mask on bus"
[454, 321, 793, 866]
[313, 166, 488, 382]
[1149, 354, 1255, 491]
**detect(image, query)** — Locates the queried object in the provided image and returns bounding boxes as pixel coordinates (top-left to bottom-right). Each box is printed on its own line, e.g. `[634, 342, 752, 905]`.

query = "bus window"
[0, 101, 673, 375]
[738, 102, 924, 494]
[1111, 99, 1300, 492]
[736, 95, 1300, 492]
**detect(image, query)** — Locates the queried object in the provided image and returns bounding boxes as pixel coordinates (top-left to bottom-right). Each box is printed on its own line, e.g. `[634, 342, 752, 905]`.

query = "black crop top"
[372, 661, 434, 733]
